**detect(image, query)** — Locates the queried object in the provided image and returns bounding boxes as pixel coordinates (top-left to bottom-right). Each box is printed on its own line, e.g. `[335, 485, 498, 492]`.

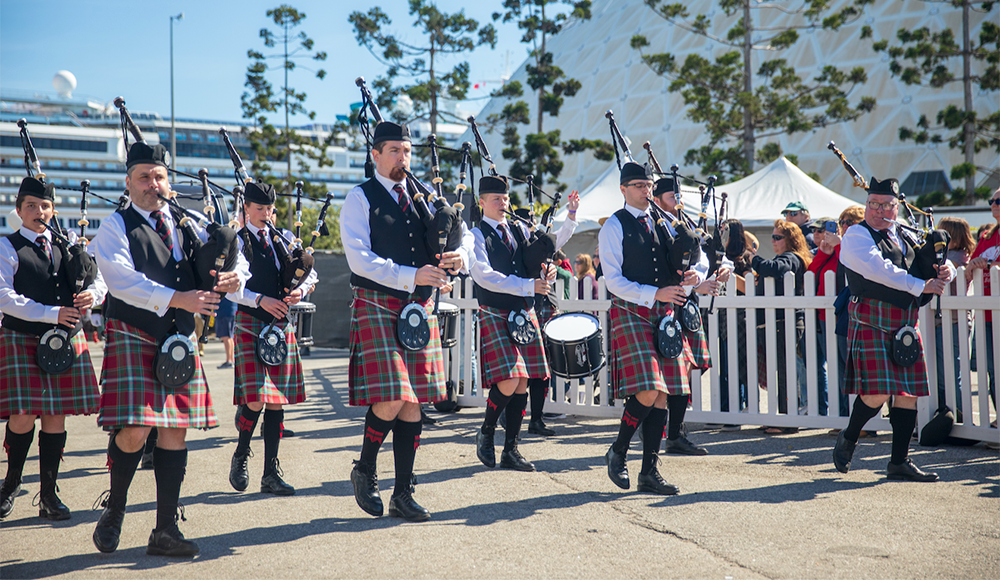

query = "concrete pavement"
[1, 341, 997, 579]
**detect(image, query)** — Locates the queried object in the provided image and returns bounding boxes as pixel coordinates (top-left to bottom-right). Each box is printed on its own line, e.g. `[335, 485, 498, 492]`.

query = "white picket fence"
[441, 267, 999, 443]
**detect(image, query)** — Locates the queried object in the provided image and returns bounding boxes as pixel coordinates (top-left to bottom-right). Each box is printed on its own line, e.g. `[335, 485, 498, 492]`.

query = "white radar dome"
[53, 71, 77, 98]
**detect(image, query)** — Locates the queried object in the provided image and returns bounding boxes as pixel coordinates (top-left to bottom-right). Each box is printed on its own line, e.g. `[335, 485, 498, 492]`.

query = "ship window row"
[0, 135, 108, 153]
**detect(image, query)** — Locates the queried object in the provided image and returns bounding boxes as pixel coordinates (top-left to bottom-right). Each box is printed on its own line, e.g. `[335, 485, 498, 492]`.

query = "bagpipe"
[16, 119, 98, 373]
[827, 141, 949, 315]
[606, 111, 703, 339]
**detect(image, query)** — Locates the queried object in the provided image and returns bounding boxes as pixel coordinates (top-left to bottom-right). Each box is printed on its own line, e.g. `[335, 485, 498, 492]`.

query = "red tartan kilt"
[609, 297, 692, 398]
[844, 298, 929, 397]
[348, 288, 446, 406]
[478, 305, 549, 387]
[98, 319, 219, 430]
[233, 311, 306, 406]
[684, 324, 711, 370]
[0, 328, 100, 419]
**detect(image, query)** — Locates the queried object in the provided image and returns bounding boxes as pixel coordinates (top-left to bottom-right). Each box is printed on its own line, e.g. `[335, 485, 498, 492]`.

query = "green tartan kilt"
[844, 297, 929, 397]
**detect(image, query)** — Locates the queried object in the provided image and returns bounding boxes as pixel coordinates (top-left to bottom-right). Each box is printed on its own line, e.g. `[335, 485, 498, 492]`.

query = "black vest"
[238, 226, 287, 323]
[350, 178, 435, 301]
[2, 232, 72, 336]
[474, 222, 532, 312]
[845, 221, 918, 309]
[615, 208, 678, 288]
[104, 206, 198, 341]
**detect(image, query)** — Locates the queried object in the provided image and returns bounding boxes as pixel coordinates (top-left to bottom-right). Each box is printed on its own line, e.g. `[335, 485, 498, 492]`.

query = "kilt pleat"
[0, 328, 100, 418]
[609, 297, 692, 398]
[233, 311, 305, 406]
[348, 287, 446, 406]
[478, 305, 549, 387]
[844, 297, 929, 397]
[98, 319, 219, 430]
[684, 323, 712, 371]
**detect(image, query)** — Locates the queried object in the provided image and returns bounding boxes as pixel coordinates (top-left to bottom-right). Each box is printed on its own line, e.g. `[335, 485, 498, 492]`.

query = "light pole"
[170, 12, 184, 169]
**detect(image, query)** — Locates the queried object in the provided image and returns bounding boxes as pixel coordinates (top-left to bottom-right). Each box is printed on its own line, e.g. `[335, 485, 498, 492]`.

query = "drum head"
[543, 312, 605, 379]
[37, 328, 75, 374]
[543, 312, 600, 342]
[679, 299, 702, 332]
[155, 334, 197, 388]
[438, 302, 459, 315]
[257, 325, 289, 366]
[507, 309, 537, 346]
[398, 303, 430, 351]
[656, 315, 684, 359]
[891, 325, 920, 367]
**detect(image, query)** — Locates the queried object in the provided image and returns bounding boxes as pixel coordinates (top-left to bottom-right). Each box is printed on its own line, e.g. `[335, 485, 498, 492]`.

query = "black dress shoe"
[887, 458, 939, 482]
[388, 490, 431, 522]
[476, 426, 496, 468]
[528, 420, 555, 436]
[37, 488, 71, 521]
[281, 428, 295, 438]
[93, 504, 126, 553]
[350, 460, 383, 517]
[832, 431, 856, 474]
[0, 481, 20, 519]
[605, 446, 629, 490]
[637, 467, 680, 496]
[146, 524, 200, 556]
[261, 460, 295, 496]
[140, 450, 154, 470]
[499, 447, 535, 472]
[664, 436, 708, 456]
[229, 448, 251, 492]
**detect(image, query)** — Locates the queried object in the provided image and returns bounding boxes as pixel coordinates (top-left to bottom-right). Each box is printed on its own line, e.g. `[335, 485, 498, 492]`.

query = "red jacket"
[807, 245, 840, 296]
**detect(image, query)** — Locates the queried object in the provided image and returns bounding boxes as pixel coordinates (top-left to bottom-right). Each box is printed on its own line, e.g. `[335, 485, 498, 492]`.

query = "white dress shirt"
[228, 222, 319, 307]
[840, 222, 955, 297]
[0, 226, 108, 324]
[92, 204, 250, 317]
[598, 204, 708, 307]
[471, 217, 536, 297]
[340, 171, 473, 293]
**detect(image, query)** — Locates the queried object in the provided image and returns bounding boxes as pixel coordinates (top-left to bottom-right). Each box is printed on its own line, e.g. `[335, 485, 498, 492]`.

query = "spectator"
[575, 253, 599, 299]
[552, 249, 573, 300]
[717, 220, 754, 424]
[752, 219, 812, 432]
[781, 201, 817, 252]
[215, 296, 237, 369]
[806, 217, 841, 417]
[831, 205, 865, 421]
[592, 246, 602, 279]
[967, 187, 1000, 424]
[932, 217, 975, 415]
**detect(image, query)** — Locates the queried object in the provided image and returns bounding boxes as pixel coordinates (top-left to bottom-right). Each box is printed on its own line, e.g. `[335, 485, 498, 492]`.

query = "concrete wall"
[308, 252, 355, 348]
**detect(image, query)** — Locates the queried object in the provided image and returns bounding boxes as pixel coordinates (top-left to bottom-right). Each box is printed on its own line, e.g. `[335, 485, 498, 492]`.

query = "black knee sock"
[391, 420, 421, 497]
[360, 408, 396, 470]
[483, 387, 512, 430]
[37, 430, 66, 492]
[612, 396, 653, 454]
[888, 407, 917, 465]
[262, 409, 283, 474]
[153, 447, 187, 532]
[107, 435, 142, 511]
[143, 427, 158, 455]
[666, 395, 689, 440]
[235, 406, 262, 454]
[641, 407, 668, 474]
[528, 379, 548, 423]
[844, 397, 883, 443]
[504, 393, 529, 451]
[2, 424, 34, 487]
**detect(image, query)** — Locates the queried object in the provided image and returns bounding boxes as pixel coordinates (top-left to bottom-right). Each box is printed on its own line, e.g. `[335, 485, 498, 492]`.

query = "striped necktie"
[258, 230, 275, 262]
[497, 223, 515, 254]
[638, 214, 652, 235]
[393, 183, 410, 214]
[36, 236, 50, 261]
[150, 210, 174, 253]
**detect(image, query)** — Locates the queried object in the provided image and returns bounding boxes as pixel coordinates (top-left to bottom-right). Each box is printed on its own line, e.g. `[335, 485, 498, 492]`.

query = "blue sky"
[0, 0, 528, 125]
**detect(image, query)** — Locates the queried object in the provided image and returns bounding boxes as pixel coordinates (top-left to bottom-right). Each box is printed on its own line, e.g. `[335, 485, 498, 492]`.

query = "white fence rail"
[442, 267, 999, 443]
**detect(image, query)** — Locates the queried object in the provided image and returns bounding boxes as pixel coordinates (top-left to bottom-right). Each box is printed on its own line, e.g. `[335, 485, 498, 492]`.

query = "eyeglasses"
[627, 182, 653, 191]
[838, 219, 851, 226]
[990, 199, 1000, 206]
[783, 211, 800, 217]
[771, 235, 785, 241]
[866, 200, 899, 211]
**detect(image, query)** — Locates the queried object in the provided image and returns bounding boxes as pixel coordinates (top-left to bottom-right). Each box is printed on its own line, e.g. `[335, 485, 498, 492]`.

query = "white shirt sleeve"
[470, 226, 535, 297]
[598, 214, 659, 307]
[0, 237, 61, 324]
[340, 185, 419, 293]
[840, 224, 926, 296]
[554, 216, 578, 251]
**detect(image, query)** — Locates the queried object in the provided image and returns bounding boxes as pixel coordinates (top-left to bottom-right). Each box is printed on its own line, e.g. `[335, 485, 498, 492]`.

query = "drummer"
[471, 176, 556, 472]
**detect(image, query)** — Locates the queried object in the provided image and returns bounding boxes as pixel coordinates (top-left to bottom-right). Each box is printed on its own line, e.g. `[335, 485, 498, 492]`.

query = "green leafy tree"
[631, 0, 876, 181]
[487, 1, 613, 200]
[864, 0, 999, 205]
[242, 4, 334, 228]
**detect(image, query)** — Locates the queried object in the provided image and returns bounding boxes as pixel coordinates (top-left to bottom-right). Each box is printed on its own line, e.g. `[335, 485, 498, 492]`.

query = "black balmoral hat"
[17, 176, 55, 201]
[479, 175, 509, 195]
[372, 121, 411, 145]
[620, 162, 651, 186]
[652, 176, 677, 197]
[126, 142, 169, 170]
[868, 176, 900, 198]
[244, 181, 277, 205]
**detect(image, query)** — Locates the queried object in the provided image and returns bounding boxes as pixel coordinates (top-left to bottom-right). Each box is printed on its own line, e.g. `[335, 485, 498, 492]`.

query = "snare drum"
[437, 302, 460, 349]
[543, 312, 606, 379]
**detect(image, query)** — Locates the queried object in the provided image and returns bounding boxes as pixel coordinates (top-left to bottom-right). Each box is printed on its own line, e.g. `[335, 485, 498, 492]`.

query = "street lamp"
[170, 12, 184, 169]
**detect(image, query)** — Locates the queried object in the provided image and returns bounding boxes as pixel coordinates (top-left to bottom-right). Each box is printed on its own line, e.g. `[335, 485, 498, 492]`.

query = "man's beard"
[389, 166, 406, 182]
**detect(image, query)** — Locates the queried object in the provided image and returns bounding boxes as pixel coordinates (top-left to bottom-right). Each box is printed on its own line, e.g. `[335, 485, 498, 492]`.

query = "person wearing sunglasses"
[966, 187, 1000, 431]
[781, 201, 817, 252]
[834, 177, 956, 482]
